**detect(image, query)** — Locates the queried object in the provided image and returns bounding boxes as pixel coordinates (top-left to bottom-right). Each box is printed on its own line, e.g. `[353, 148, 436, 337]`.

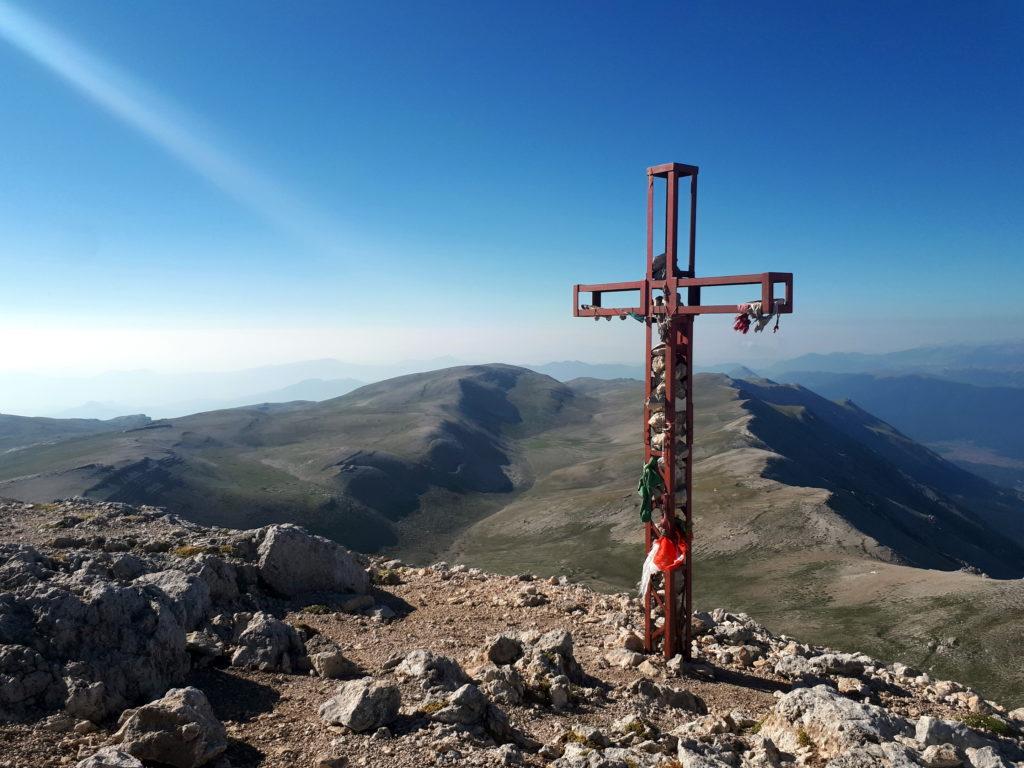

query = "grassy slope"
[0, 413, 150, 453]
[0, 366, 579, 555]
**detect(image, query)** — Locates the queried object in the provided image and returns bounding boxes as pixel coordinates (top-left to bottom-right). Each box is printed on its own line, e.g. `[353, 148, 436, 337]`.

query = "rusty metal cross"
[572, 162, 794, 660]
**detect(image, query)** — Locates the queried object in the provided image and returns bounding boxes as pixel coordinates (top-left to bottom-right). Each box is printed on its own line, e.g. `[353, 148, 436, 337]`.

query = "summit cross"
[571, 162, 794, 659]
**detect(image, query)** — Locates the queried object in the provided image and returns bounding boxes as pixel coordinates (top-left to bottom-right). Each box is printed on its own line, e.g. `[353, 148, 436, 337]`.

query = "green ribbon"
[636, 457, 664, 523]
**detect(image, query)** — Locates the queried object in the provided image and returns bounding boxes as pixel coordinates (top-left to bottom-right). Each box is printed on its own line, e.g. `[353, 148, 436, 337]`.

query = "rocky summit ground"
[0, 500, 1022, 768]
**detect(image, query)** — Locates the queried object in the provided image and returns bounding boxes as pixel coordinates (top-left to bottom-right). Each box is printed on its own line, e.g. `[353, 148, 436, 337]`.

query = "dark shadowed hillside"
[733, 378, 1024, 570]
[771, 371, 1024, 491]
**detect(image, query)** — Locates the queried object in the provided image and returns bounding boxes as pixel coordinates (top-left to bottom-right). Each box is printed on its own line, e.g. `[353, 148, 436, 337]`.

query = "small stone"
[491, 744, 522, 765]
[73, 720, 98, 734]
[964, 746, 1013, 768]
[637, 658, 663, 677]
[549, 681, 571, 710]
[920, 744, 962, 768]
[605, 648, 644, 668]
[75, 747, 144, 768]
[340, 594, 375, 613]
[837, 677, 869, 697]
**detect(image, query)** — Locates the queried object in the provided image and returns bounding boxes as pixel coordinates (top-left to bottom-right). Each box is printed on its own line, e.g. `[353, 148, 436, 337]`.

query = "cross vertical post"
[572, 162, 794, 661]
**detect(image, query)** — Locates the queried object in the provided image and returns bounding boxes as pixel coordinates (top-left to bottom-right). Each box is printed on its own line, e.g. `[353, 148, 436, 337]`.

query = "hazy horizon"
[2, 336, 1022, 419]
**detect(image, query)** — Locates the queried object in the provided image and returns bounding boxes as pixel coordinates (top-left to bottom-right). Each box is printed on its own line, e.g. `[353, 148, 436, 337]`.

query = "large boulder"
[761, 685, 912, 759]
[675, 745, 735, 767]
[432, 683, 489, 725]
[823, 742, 921, 768]
[0, 543, 51, 590]
[395, 649, 469, 691]
[513, 629, 584, 707]
[188, 555, 241, 602]
[134, 570, 211, 632]
[256, 525, 368, 596]
[318, 678, 400, 733]
[110, 687, 227, 768]
[628, 678, 706, 713]
[965, 747, 1014, 768]
[0, 643, 65, 720]
[916, 716, 996, 751]
[475, 663, 525, 706]
[807, 652, 870, 677]
[230, 612, 308, 673]
[0, 544, 190, 723]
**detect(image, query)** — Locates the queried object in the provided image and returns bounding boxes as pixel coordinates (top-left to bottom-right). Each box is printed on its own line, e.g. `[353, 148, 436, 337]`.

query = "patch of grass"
[170, 543, 239, 558]
[796, 728, 813, 749]
[119, 514, 147, 523]
[302, 604, 332, 615]
[562, 731, 596, 751]
[622, 719, 646, 737]
[961, 713, 1012, 736]
[373, 568, 402, 586]
[170, 544, 209, 558]
[416, 700, 445, 716]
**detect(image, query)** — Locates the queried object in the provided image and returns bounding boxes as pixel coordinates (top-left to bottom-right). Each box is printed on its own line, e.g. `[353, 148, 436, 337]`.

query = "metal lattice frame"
[572, 163, 794, 659]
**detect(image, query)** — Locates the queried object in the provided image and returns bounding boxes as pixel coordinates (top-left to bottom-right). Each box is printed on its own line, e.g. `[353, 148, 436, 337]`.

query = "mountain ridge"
[2, 364, 1024, 701]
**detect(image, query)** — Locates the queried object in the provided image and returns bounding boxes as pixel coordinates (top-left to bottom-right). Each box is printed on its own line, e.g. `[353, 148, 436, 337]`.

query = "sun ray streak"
[0, 1, 343, 253]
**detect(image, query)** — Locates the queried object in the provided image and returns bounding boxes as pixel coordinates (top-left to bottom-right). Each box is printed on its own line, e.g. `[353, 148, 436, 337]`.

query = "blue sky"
[0, 1, 1021, 373]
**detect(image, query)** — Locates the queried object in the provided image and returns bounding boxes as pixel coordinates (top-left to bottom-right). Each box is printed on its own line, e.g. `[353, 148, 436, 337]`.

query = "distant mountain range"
[4, 339, 1021, 496]
[526, 361, 642, 381]
[1, 363, 1021, 573]
[0, 358, 449, 418]
[760, 340, 1024, 388]
[6, 339, 1019, 418]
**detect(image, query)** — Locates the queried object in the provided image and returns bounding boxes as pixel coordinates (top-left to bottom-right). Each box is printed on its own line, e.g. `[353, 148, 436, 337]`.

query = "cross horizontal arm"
[574, 272, 793, 317]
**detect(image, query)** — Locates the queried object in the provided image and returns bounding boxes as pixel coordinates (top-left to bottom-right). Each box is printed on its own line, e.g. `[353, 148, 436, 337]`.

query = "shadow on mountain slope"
[733, 377, 1024, 578]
